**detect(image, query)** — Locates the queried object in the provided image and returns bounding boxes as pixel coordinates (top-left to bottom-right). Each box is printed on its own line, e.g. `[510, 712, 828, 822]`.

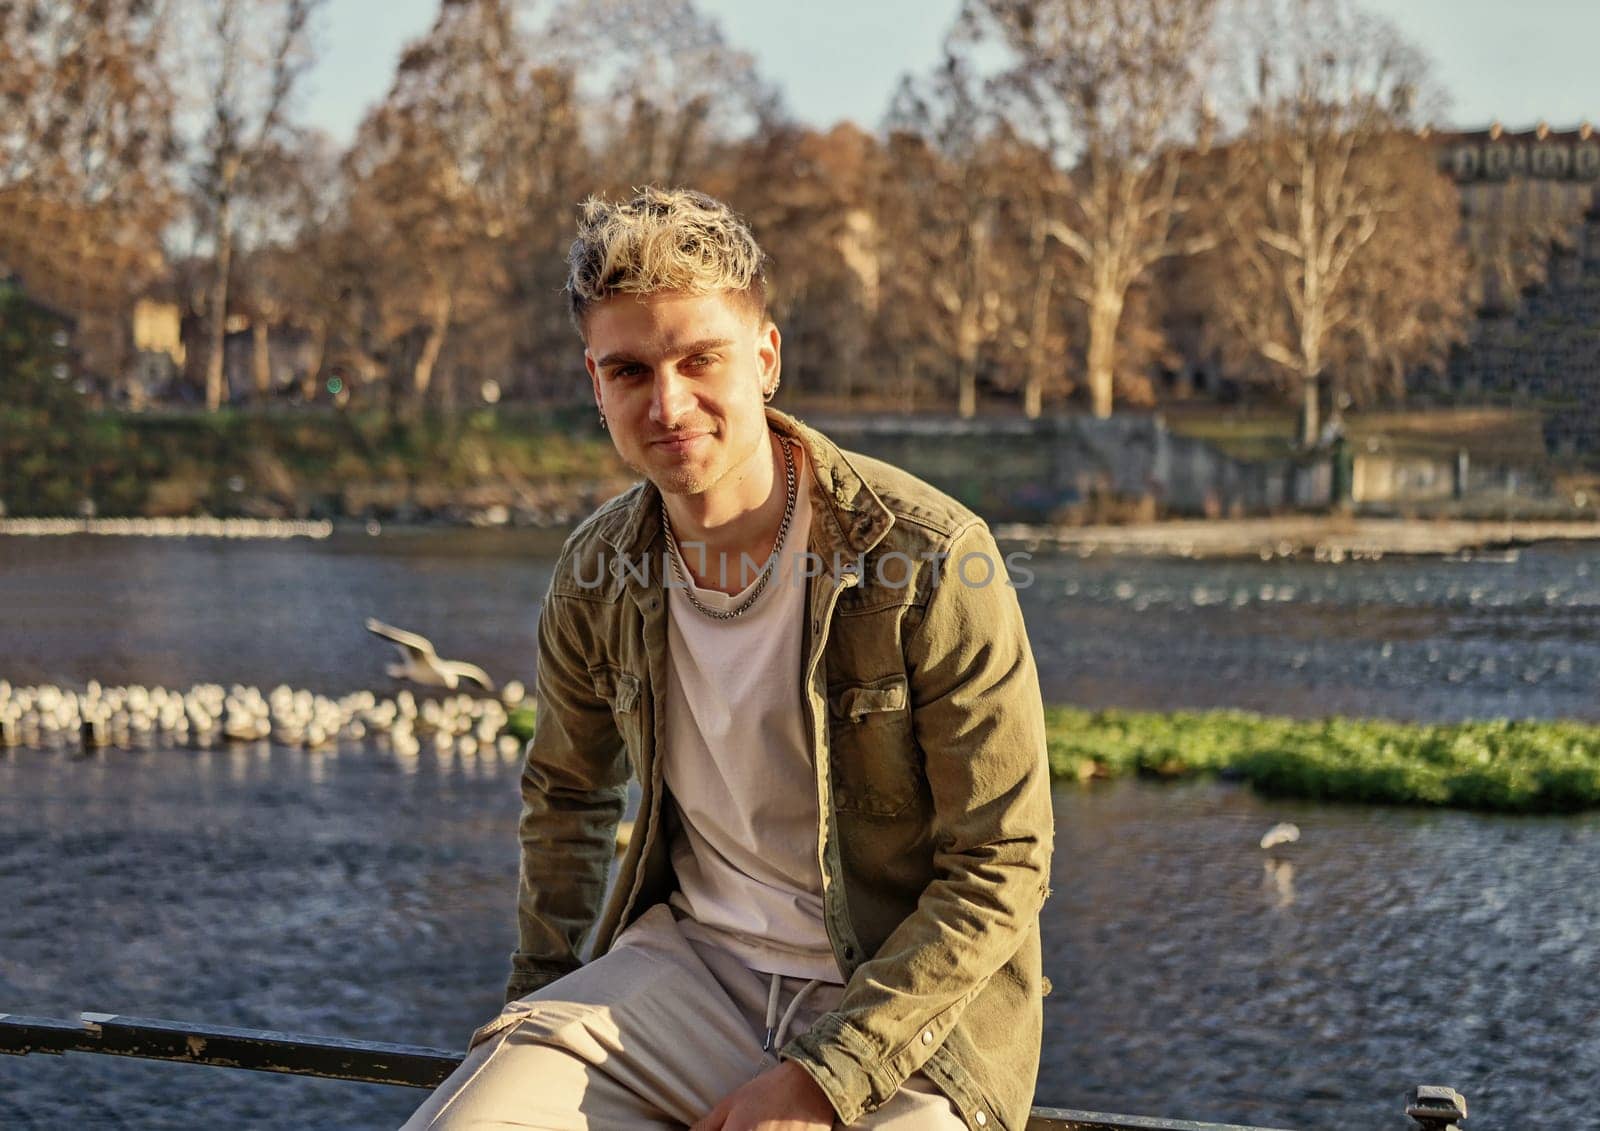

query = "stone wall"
[800, 412, 1329, 522]
[801, 413, 1559, 523]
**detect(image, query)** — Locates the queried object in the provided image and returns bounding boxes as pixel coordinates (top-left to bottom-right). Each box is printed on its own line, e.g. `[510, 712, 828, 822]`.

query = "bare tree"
[233, 129, 343, 401]
[1203, 0, 1468, 444]
[989, 141, 1079, 418]
[181, 0, 320, 411]
[960, 0, 1220, 418]
[883, 51, 1014, 417]
[541, 0, 781, 188]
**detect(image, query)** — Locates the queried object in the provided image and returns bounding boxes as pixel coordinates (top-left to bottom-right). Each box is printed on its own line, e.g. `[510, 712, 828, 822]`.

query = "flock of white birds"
[0, 678, 528, 760]
[0, 517, 333, 539]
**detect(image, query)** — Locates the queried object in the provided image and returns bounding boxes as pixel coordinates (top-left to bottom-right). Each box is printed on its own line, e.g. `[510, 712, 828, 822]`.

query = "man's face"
[584, 290, 780, 499]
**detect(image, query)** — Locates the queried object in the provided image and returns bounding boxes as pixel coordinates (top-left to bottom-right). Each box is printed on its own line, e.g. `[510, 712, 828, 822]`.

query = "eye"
[683, 354, 716, 370]
[610, 364, 645, 379]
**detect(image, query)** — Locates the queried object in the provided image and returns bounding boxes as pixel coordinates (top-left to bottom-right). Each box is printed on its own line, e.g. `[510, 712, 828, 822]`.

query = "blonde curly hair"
[565, 187, 770, 331]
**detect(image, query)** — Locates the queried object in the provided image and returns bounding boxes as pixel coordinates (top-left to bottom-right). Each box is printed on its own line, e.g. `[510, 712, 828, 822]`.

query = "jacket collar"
[599, 407, 894, 564]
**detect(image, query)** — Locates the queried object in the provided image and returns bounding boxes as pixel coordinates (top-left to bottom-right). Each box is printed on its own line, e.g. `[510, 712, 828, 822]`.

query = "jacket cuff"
[779, 1012, 888, 1125]
[503, 958, 576, 1004]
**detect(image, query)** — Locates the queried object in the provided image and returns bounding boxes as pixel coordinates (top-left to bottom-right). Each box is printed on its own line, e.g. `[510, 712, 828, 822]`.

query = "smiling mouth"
[651, 432, 710, 450]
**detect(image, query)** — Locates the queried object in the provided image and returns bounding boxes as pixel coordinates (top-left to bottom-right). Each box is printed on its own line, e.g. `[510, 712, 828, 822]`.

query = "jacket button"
[921, 1029, 933, 1046]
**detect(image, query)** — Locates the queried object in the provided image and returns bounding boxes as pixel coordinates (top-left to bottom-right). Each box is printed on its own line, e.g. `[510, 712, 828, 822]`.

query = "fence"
[0, 1011, 1469, 1130]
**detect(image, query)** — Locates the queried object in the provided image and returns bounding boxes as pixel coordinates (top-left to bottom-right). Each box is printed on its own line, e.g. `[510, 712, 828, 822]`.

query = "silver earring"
[598, 409, 608, 429]
[763, 379, 779, 403]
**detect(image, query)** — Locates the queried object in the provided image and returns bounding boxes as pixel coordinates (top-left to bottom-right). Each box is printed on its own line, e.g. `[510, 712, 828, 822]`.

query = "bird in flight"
[365, 617, 496, 692]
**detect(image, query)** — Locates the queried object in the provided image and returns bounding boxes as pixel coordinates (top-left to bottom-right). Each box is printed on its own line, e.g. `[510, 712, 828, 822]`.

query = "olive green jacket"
[507, 408, 1053, 1131]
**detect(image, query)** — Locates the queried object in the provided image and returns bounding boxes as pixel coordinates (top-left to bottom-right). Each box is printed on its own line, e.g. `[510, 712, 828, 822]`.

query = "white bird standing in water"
[1259, 821, 1301, 850]
[365, 618, 496, 692]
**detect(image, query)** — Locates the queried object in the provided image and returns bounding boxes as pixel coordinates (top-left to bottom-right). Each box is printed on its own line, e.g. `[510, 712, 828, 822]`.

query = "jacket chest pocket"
[591, 666, 644, 773]
[826, 673, 921, 818]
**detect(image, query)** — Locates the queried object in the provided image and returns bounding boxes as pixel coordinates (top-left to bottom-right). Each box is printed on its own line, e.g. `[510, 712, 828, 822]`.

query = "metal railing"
[0, 1011, 1468, 1130]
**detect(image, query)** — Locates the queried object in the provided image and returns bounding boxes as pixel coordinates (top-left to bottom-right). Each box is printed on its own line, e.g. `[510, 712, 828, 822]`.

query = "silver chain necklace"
[661, 435, 797, 621]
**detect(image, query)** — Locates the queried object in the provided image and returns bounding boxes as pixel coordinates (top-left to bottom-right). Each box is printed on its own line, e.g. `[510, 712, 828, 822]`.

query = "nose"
[649, 366, 695, 427]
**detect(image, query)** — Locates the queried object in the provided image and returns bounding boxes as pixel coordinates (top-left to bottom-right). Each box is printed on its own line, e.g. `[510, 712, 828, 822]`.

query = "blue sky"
[303, 0, 1599, 144]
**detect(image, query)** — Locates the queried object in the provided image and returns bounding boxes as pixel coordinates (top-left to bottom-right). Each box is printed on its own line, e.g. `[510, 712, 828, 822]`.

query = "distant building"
[221, 320, 320, 403]
[1430, 124, 1600, 463]
[125, 298, 186, 408]
[1430, 122, 1600, 310]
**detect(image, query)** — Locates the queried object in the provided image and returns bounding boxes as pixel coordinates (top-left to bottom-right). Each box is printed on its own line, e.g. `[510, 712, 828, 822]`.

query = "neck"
[663, 430, 799, 593]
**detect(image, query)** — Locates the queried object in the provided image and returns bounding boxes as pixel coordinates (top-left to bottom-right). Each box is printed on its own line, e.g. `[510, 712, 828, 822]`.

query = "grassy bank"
[1045, 708, 1600, 813]
[1162, 404, 1551, 466]
[505, 706, 1600, 814]
[0, 406, 626, 519]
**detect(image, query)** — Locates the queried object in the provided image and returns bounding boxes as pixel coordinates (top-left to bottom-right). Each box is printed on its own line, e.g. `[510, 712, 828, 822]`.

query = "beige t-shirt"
[661, 459, 842, 982]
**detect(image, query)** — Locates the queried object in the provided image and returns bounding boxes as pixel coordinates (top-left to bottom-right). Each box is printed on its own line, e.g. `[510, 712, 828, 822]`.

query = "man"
[403, 188, 1053, 1131]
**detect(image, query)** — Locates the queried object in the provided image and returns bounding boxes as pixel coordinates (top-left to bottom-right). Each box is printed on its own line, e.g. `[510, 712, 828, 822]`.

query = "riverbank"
[0, 406, 631, 524]
[993, 516, 1600, 560]
[9, 405, 1596, 530]
[499, 706, 1600, 814]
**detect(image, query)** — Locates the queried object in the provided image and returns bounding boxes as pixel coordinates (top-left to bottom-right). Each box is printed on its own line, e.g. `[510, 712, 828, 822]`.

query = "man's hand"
[690, 1059, 837, 1131]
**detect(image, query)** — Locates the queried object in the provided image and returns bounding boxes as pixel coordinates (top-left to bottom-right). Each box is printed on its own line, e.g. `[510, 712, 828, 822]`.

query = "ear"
[757, 321, 781, 396]
[584, 350, 602, 410]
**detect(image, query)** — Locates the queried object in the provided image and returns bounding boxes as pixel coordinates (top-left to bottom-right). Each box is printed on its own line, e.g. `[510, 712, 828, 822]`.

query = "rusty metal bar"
[1025, 1109, 1294, 1131]
[0, 1012, 1463, 1131]
[0, 1012, 459, 1089]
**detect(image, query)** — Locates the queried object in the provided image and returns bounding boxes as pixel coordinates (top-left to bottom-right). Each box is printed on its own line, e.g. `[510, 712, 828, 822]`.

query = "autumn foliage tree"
[710, 123, 888, 406]
[0, 0, 177, 216]
[0, 0, 178, 383]
[342, 0, 587, 412]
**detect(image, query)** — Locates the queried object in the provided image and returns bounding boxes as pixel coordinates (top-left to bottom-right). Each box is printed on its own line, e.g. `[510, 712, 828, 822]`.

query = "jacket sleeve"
[504, 579, 631, 1003]
[781, 520, 1054, 1122]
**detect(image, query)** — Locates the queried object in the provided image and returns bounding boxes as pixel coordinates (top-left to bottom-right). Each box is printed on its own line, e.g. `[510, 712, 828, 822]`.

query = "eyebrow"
[594, 338, 733, 369]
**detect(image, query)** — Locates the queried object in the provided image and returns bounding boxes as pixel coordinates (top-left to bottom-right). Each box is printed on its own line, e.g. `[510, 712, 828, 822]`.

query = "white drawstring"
[762, 973, 782, 1051]
[762, 972, 824, 1052]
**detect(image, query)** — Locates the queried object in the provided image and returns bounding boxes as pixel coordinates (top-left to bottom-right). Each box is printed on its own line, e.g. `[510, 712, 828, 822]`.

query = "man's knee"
[400, 1026, 594, 1131]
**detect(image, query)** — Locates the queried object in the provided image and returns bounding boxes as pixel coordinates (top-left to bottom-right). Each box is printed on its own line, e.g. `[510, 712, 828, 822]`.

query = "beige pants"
[401, 905, 964, 1130]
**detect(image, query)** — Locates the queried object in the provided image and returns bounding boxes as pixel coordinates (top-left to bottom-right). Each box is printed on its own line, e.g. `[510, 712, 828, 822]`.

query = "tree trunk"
[957, 344, 978, 419]
[410, 292, 453, 408]
[956, 289, 980, 419]
[251, 319, 271, 403]
[204, 195, 234, 412]
[1023, 254, 1056, 420]
[300, 321, 327, 402]
[898, 353, 917, 414]
[957, 206, 993, 420]
[1085, 289, 1124, 420]
[1300, 372, 1321, 448]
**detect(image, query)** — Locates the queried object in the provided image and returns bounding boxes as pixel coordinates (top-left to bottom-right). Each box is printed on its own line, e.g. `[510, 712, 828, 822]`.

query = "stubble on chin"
[650, 467, 711, 496]
[618, 444, 711, 498]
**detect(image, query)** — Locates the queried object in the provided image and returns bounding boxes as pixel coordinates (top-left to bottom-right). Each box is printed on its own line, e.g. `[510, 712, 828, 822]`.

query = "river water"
[2, 530, 1598, 1129]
